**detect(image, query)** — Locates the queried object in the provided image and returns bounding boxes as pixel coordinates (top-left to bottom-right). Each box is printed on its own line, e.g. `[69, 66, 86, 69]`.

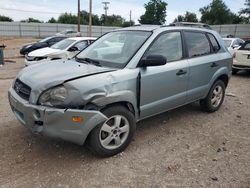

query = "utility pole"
[88, 0, 92, 37]
[102, 1, 110, 17]
[77, 0, 80, 32]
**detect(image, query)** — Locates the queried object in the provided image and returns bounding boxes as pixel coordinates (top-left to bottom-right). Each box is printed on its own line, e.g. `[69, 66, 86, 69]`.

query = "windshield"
[51, 39, 75, 50]
[39, 37, 52, 43]
[76, 31, 151, 68]
[223, 39, 232, 47]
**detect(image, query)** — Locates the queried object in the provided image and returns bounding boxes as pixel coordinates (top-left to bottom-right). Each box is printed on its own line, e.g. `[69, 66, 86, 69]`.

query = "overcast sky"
[0, 0, 246, 23]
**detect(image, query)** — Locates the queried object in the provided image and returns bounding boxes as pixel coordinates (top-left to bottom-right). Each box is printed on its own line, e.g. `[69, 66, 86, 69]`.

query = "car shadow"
[233, 70, 250, 78]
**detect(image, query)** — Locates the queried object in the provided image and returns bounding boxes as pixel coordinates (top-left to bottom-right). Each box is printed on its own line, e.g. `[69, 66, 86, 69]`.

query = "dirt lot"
[0, 38, 250, 188]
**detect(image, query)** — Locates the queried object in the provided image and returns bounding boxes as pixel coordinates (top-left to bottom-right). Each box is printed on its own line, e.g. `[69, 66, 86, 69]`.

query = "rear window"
[240, 42, 250, 50]
[207, 33, 220, 53]
[184, 32, 211, 58]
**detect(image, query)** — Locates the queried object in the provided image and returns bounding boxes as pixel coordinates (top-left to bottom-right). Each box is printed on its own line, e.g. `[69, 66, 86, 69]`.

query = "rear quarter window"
[207, 33, 220, 53]
[184, 31, 211, 58]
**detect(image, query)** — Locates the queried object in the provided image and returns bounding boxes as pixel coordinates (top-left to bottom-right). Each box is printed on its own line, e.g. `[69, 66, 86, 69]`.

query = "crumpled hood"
[28, 47, 61, 57]
[17, 60, 116, 103]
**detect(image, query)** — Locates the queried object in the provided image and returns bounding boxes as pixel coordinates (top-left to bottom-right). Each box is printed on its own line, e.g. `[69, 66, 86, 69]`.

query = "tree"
[174, 11, 198, 23]
[199, 0, 236, 25]
[239, 0, 250, 23]
[100, 14, 125, 26]
[57, 11, 101, 25]
[139, 0, 168, 25]
[0, 15, 13, 22]
[80, 10, 100, 25]
[57, 13, 78, 24]
[21, 18, 43, 23]
[122, 20, 135, 27]
[48, 17, 57, 23]
[174, 15, 184, 23]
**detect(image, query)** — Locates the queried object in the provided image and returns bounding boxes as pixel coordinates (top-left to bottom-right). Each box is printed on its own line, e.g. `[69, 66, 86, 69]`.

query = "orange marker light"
[72, 116, 83, 123]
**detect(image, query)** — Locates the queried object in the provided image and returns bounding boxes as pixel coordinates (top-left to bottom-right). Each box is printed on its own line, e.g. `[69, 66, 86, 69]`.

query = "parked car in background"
[9, 25, 232, 157]
[20, 36, 67, 55]
[25, 37, 96, 66]
[223, 38, 244, 54]
[232, 40, 250, 74]
[56, 30, 81, 37]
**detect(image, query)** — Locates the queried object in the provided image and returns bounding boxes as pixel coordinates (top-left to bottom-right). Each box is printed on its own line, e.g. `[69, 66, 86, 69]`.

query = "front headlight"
[38, 85, 68, 107]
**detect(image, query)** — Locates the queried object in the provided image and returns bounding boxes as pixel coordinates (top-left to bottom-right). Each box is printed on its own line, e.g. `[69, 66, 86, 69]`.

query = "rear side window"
[184, 32, 211, 58]
[240, 42, 250, 50]
[207, 33, 220, 53]
[145, 32, 183, 62]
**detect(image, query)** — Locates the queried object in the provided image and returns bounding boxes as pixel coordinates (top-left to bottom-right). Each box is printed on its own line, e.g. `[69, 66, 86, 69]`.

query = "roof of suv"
[117, 24, 213, 33]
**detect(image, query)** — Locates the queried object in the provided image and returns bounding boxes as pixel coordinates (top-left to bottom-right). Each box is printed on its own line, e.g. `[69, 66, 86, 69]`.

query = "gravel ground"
[0, 38, 250, 188]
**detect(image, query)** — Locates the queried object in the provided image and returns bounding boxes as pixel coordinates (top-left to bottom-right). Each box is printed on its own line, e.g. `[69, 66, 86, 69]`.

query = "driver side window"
[145, 32, 183, 62]
[74, 41, 88, 51]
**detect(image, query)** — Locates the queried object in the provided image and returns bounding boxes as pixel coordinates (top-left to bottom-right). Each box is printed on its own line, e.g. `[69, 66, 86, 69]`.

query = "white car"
[232, 41, 250, 74]
[25, 37, 96, 66]
[223, 38, 244, 55]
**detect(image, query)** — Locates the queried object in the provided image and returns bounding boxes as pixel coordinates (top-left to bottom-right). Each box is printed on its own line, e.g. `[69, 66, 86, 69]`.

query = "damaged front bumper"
[8, 87, 107, 145]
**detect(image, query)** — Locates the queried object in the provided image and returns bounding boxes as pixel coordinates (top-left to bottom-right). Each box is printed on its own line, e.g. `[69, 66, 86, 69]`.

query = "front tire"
[89, 106, 136, 157]
[200, 80, 225, 113]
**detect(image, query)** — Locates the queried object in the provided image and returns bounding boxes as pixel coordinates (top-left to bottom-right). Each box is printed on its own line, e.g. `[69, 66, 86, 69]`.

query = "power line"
[0, 7, 64, 15]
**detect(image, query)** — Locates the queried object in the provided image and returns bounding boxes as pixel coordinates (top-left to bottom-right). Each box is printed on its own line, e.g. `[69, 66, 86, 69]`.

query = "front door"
[139, 31, 189, 119]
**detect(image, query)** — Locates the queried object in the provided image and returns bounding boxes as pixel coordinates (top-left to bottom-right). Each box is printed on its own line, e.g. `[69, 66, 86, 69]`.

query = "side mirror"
[140, 55, 167, 67]
[68, 46, 79, 52]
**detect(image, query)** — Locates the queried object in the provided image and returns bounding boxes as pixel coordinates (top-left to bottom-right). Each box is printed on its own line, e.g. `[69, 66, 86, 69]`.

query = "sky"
[0, 0, 246, 24]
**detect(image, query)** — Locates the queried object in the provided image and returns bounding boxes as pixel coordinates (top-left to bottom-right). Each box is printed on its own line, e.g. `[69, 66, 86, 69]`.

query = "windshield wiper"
[80, 57, 102, 67]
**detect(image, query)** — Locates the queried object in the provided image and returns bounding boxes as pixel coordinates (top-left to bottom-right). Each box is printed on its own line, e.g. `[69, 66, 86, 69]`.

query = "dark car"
[20, 36, 67, 55]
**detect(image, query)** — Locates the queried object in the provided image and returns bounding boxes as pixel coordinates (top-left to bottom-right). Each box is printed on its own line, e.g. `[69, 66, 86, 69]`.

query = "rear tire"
[89, 105, 136, 157]
[200, 80, 225, 113]
[232, 68, 238, 75]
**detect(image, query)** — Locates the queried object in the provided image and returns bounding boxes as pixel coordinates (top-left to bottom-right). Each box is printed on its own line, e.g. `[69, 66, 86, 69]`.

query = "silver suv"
[8, 25, 232, 157]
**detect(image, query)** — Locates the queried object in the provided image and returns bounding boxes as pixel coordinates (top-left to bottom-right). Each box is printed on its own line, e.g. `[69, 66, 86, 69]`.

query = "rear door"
[140, 31, 189, 119]
[184, 31, 222, 102]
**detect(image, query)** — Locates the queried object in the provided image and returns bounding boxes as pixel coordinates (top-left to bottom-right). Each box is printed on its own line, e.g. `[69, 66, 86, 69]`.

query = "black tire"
[200, 80, 225, 113]
[89, 105, 136, 157]
[232, 68, 238, 75]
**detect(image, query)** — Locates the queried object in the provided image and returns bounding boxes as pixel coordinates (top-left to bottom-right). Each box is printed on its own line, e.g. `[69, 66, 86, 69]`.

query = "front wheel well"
[217, 74, 229, 88]
[101, 102, 135, 116]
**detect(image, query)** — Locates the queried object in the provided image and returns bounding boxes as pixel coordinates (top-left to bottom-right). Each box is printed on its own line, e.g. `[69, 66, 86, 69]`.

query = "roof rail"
[167, 22, 212, 30]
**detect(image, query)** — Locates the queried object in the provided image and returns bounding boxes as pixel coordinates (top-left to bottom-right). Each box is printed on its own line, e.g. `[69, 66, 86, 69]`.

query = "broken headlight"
[38, 85, 68, 107]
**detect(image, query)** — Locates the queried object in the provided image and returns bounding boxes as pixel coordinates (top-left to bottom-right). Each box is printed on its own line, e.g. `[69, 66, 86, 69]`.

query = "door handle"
[176, 69, 187, 76]
[211, 62, 218, 68]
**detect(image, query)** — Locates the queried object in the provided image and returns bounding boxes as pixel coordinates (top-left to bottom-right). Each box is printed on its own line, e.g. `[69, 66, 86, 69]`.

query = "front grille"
[13, 79, 31, 101]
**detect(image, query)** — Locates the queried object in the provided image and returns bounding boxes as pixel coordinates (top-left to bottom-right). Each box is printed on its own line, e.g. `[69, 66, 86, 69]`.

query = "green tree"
[20, 18, 43, 23]
[239, 0, 250, 23]
[122, 20, 135, 27]
[199, 0, 235, 24]
[80, 10, 100, 25]
[139, 0, 168, 25]
[57, 11, 101, 25]
[57, 13, 78, 24]
[0, 15, 13, 22]
[100, 14, 125, 26]
[48, 17, 57, 23]
[174, 15, 184, 22]
[174, 11, 198, 23]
